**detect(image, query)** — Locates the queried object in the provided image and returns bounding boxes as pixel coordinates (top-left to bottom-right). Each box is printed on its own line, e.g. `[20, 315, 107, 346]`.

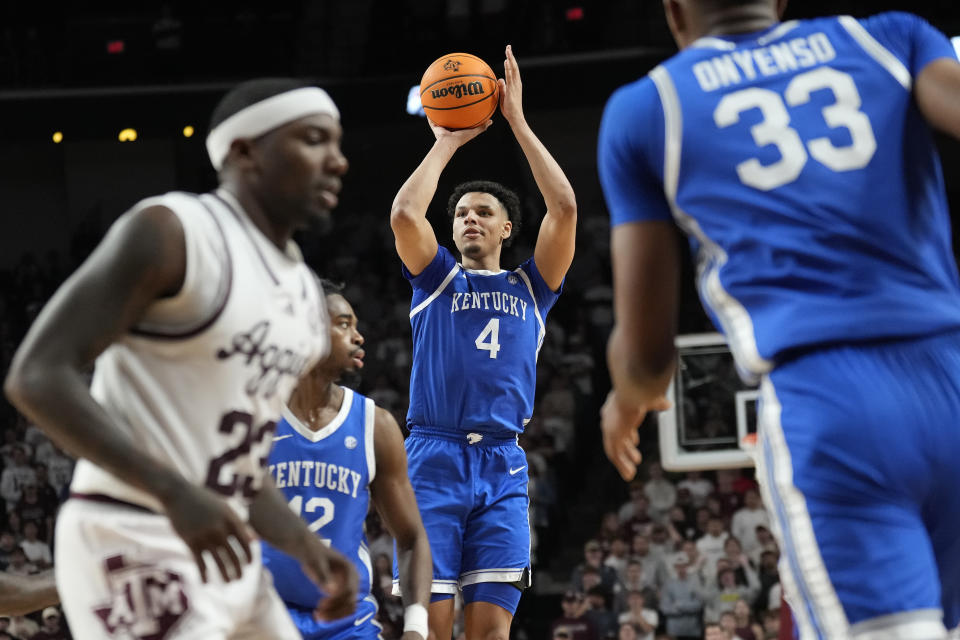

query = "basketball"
[419, 53, 499, 130]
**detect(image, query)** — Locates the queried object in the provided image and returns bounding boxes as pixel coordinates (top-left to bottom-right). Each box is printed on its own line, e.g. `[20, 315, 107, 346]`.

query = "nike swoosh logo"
[272, 435, 293, 442]
[509, 466, 526, 475]
[354, 612, 374, 626]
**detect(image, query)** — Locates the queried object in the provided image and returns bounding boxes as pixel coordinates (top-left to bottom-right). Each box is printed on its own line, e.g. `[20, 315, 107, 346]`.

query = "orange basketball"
[419, 53, 499, 130]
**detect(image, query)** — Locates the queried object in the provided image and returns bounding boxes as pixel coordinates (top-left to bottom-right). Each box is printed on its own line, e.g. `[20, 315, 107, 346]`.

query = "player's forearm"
[248, 479, 312, 556]
[0, 571, 58, 616]
[391, 140, 460, 224]
[395, 531, 432, 610]
[607, 324, 675, 407]
[509, 119, 576, 220]
[4, 363, 183, 503]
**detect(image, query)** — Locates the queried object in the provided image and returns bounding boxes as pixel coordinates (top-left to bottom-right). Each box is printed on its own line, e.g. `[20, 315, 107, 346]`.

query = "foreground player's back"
[602, 13, 960, 376]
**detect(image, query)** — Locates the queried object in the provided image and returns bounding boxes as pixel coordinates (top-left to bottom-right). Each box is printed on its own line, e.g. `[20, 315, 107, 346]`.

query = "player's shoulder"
[854, 10, 930, 34]
[131, 190, 207, 216]
[604, 74, 661, 118]
[835, 11, 940, 53]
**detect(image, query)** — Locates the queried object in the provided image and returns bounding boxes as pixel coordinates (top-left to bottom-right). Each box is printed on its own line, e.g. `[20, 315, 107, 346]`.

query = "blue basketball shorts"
[393, 427, 531, 602]
[756, 331, 960, 639]
[286, 596, 382, 640]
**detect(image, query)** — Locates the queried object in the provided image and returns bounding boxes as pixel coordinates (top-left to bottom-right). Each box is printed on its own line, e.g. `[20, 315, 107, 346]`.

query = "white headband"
[206, 86, 340, 170]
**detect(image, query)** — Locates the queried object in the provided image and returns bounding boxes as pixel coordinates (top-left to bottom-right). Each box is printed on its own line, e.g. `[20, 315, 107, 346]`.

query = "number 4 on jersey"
[475, 318, 501, 359]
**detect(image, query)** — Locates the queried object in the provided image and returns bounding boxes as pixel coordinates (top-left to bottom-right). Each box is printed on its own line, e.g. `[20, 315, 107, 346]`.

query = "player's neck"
[288, 373, 343, 431]
[460, 250, 502, 272]
[702, 6, 779, 40]
[219, 182, 294, 251]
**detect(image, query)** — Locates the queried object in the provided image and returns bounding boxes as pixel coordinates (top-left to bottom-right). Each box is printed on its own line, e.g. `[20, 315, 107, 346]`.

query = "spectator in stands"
[677, 471, 713, 507]
[571, 540, 620, 594]
[8, 613, 40, 640]
[703, 621, 726, 640]
[693, 507, 711, 540]
[669, 540, 707, 584]
[704, 567, 759, 623]
[696, 516, 729, 576]
[622, 497, 654, 538]
[760, 609, 780, 640]
[648, 523, 673, 560]
[15, 484, 55, 543]
[660, 560, 703, 640]
[551, 591, 598, 640]
[617, 622, 637, 640]
[617, 590, 658, 640]
[596, 511, 623, 553]
[712, 470, 744, 516]
[584, 585, 618, 640]
[18, 520, 50, 569]
[0, 532, 17, 569]
[643, 462, 676, 523]
[705, 495, 725, 521]
[748, 526, 778, 567]
[0, 431, 24, 468]
[604, 537, 630, 579]
[35, 445, 72, 500]
[0, 445, 34, 510]
[719, 611, 745, 640]
[733, 598, 762, 640]
[617, 482, 646, 523]
[620, 559, 646, 599]
[5, 546, 35, 577]
[33, 606, 70, 640]
[755, 550, 780, 614]
[730, 490, 768, 556]
[666, 505, 697, 543]
[675, 486, 696, 517]
[32, 465, 59, 512]
[632, 535, 667, 591]
[720, 538, 758, 589]
[372, 553, 394, 601]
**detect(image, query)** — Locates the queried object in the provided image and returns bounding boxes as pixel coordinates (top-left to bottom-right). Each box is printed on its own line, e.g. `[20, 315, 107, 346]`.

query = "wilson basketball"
[419, 53, 499, 130]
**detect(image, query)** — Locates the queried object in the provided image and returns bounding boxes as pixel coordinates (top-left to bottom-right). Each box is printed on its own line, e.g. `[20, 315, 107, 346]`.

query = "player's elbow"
[551, 191, 577, 221]
[4, 359, 41, 413]
[389, 203, 419, 233]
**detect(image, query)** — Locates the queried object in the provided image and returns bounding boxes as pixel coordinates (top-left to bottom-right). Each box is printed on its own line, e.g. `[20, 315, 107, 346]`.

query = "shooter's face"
[452, 192, 512, 259]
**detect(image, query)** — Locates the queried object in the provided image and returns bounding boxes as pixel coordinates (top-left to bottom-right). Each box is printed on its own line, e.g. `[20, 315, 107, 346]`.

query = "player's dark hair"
[318, 277, 344, 297]
[447, 180, 522, 246]
[209, 78, 312, 131]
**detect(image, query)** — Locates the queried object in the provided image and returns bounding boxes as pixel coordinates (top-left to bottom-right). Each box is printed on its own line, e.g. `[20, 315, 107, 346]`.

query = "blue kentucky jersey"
[404, 246, 561, 437]
[598, 13, 960, 378]
[261, 387, 376, 612]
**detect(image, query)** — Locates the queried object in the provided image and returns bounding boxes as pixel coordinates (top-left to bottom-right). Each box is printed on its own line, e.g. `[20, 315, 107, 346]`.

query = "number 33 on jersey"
[403, 246, 562, 437]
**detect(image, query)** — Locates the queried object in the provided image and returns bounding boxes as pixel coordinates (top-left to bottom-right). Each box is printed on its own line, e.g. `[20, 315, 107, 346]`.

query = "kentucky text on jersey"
[405, 247, 561, 437]
[693, 32, 836, 91]
[269, 460, 362, 498]
[450, 291, 527, 320]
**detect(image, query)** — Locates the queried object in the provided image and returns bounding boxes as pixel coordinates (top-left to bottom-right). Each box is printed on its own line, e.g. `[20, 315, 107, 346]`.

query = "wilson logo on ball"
[420, 52, 499, 129]
[430, 81, 485, 100]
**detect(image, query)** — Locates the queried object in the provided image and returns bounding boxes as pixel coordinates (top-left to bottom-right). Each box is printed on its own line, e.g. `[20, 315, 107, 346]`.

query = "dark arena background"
[1, 2, 959, 639]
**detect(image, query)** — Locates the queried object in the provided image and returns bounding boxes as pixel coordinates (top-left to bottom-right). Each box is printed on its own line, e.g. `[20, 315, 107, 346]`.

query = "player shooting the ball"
[389, 43, 577, 640]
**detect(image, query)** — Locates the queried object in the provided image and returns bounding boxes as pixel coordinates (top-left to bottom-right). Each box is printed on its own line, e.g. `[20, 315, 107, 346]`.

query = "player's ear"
[225, 138, 259, 173]
[502, 219, 513, 241]
[663, 0, 687, 48]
